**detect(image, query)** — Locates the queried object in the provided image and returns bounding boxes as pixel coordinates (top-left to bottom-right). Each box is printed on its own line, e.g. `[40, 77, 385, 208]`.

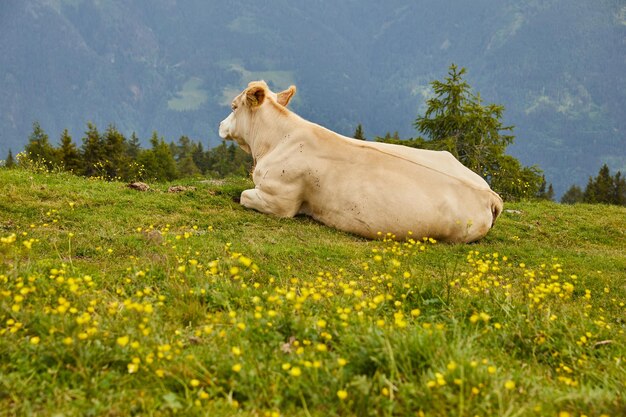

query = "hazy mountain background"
[1, 0, 625, 196]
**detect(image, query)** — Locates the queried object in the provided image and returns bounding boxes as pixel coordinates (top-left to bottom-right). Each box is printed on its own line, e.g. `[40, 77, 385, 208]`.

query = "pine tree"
[561, 185, 584, 204]
[137, 132, 178, 181]
[205, 142, 228, 176]
[536, 176, 555, 201]
[174, 135, 200, 177]
[546, 184, 555, 201]
[582, 176, 597, 203]
[353, 124, 366, 140]
[414, 64, 542, 201]
[594, 164, 613, 204]
[81, 123, 105, 177]
[580, 164, 626, 206]
[231, 142, 253, 176]
[58, 129, 83, 173]
[204, 141, 252, 177]
[416, 64, 515, 172]
[102, 124, 128, 179]
[584, 164, 613, 204]
[24, 121, 58, 169]
[192, 142, 209, 173]
[4, 150, 15, 168]
[613, 172, 626, 206]
[126, 132, 141, 160]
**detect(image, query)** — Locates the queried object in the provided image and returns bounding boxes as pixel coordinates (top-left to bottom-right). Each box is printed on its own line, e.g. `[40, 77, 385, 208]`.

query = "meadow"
[0, 168, 625, 416]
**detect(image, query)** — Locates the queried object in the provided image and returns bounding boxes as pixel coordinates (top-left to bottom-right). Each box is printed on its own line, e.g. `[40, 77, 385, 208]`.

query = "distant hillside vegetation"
[1, 0, 625, 196]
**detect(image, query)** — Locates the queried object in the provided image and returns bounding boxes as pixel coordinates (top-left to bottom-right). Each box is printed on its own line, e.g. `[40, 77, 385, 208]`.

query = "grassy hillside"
[1, 169, 625, 416]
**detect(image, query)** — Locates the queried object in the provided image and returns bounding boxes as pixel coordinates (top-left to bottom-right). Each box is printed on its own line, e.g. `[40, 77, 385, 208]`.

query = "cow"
[218, 81, 503, 243]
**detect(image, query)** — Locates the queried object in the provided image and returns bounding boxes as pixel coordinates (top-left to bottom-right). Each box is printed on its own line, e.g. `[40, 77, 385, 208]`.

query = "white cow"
[219, 81, 503, 243]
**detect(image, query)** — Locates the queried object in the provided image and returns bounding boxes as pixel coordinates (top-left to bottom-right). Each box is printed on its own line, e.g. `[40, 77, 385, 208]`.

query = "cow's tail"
[490, 191, 504, 227]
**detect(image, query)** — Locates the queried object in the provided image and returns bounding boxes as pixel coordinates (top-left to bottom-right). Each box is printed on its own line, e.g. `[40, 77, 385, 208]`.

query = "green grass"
[1, 168, 625, 416]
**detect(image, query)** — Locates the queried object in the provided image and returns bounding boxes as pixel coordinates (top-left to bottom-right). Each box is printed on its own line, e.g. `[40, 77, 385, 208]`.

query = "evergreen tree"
[24, 121, 58, 169]
[192, 142, 209, 173]
[4, 150, 15, 168]
[414, 64, 542, 201]
[536, 175, 555, 201]
[174, 135, 200, 177]
[353, 124, 366, 140]
[138, 132, 160, 180]
[205, 141, 252, 177]
[81, 122, 105, 177]
[137, 132, 178, 181]
[546, 184, 555, 201]
[561, 185, 584, 204]
[612, 171, 626, 206]
[126, 132, 142, 160]
[123, 132, 144, 181]
[57, 129, 83, 173]
[592, 164, 612, 204]
[584, 164, 611, 204]
[230, 143, 253, 176]
[209, 142, 233, 177]
[582, 164, 626, 205]
[416, 65, 513, 174]
[582, 176, 597, 204]
[205, 142, 227, 176]
[102, 125, 128, 179]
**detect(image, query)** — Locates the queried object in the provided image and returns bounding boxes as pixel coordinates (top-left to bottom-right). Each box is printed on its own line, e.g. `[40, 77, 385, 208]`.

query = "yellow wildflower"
[116, 336, 130, 347]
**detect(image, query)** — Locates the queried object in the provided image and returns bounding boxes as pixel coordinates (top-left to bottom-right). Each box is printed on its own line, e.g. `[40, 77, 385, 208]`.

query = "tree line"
[560, 165, 626, 206]
[2, 64, 623, 205]
[2, 122, 252, 182]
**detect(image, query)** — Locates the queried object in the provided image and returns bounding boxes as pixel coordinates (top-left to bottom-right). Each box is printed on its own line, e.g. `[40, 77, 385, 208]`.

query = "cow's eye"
[231, 104, 237, 112]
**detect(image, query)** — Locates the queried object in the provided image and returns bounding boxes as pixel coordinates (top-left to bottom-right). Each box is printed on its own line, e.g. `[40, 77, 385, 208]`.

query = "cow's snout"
[218, 120, 228, 139]
[218, 112, 234, 139]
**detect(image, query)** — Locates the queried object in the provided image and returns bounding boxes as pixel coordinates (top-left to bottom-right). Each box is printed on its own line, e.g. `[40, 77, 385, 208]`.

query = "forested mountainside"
[1, 0, 625, 195]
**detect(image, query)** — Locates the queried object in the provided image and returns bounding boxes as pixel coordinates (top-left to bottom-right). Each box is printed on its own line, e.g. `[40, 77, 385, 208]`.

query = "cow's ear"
[277, 85, 296, 107]
[245, 85, 265, 107]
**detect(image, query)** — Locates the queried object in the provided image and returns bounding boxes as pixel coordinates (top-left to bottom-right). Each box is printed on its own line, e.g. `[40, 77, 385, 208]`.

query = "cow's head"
[219, 81, 296, 154]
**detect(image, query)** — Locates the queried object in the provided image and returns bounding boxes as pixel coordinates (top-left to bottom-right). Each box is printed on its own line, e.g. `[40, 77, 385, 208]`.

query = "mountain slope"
[1, 0, 624, 195]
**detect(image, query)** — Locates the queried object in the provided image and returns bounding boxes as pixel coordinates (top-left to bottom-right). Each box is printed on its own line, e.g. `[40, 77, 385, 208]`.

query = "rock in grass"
[128, 182, 150, 191]
[168, 185, 196, 193]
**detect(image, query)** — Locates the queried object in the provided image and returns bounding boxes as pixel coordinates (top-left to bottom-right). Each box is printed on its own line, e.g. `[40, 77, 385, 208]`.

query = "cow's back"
[294, 125, 500, 242]
[347, 138, 492, 191]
